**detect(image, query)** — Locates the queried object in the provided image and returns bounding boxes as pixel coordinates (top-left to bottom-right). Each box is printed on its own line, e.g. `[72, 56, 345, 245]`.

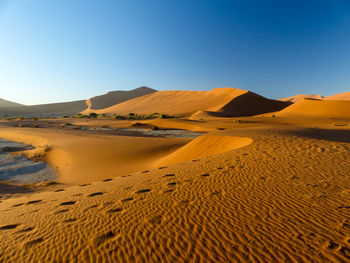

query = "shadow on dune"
[0, 183, 33, 195]
[291, 128, 350, 143]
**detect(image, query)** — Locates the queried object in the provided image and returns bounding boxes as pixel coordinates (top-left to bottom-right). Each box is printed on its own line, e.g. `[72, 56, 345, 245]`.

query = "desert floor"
[0, 116, 350, 262]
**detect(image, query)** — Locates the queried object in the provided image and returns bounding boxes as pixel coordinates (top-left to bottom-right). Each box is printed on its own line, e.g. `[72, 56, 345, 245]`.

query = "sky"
[0, 0, 349, 105]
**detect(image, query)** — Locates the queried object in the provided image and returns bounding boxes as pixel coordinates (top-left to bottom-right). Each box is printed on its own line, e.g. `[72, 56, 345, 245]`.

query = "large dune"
[0, 98, 23, 108]
[84, 86, 156, 111]
[0, 87, 157, 117]
[325, 91, 350, 101]
[0, 100, 88, 117]
[277, 98, 350, 119]
[279, 94, 323, 103]
[84, 88, 290, 117]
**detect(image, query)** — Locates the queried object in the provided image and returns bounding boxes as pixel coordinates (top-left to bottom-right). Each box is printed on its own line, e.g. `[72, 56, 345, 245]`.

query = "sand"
[83, 88, 290, 117]
[1, 88, 350, 262]
[325, 92, 350, 101]
[0, 115, 350, 262]
[0, 98, 23, 108]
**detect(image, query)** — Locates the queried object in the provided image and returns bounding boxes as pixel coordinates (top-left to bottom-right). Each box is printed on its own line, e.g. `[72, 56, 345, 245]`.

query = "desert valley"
[0, 87, 350, 262]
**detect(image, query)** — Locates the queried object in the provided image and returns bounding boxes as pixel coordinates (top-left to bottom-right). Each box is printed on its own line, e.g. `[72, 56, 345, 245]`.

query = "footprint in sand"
[167, 182, 177, 186]
[103, 178, 112, 182]
[163, 189, 175, 193]
[135, 189, 151, 194]
[148, 215, 162, 225]
[54, 189, 65, 192]
[24, 237, 44, 248]
[142, 170, 150, 173]
[88, 192, 104, 197]
[54, 209, 69, 214]
[63, 218, 77, 223]
[0, 224, 20, 230]
[107, 208, 123, 213]
[158, 166, 167, 169]
[201, 173, 210, 177]
[164, 174, 175, 177]
[93, 231, 115, 247]
[27, 200, 42, 205]
[60, 201, 76, 206]
[12, 203, 24, 207]
[16, 227, 34, 233]
[121, 197, 134, 203]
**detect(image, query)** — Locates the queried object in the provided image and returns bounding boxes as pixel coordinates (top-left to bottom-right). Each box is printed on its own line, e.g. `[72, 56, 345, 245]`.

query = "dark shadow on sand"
[291, 128, 350, 143]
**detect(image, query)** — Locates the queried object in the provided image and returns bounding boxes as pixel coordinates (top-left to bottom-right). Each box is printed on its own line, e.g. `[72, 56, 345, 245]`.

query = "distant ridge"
[84, 86, 157, 112]
[279, 94, 323, 103]
[0, 87, 157, 117]
[325, 91, 350, 101]
[0, 98, 23, 108]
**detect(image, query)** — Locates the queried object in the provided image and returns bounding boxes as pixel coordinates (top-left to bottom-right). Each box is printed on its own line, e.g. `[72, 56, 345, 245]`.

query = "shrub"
[89, 113, 98, 118]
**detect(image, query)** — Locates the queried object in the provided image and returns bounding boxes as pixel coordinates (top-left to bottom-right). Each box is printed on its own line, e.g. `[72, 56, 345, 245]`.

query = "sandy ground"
[0, 116, 350, 262]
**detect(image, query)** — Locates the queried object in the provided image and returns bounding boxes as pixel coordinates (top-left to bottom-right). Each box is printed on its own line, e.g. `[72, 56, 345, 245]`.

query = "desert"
[1, 87, 350, 262]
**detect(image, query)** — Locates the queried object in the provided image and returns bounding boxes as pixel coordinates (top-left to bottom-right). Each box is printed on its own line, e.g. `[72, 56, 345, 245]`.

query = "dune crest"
[279, 94, 324, 103]
[325, 91, 350, 101]
[154, 135, 252, 167]
[277, 98, 350, 119]
[0, 98, 23, 108]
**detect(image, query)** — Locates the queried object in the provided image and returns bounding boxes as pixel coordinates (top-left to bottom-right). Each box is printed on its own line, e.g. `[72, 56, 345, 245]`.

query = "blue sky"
[0, 0, 349, 105]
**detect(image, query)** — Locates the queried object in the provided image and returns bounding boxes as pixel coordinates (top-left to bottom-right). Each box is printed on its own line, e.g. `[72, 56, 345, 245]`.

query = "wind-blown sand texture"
[1, 115, 350, 262]
[279, 94, 324, 103]
[83, 88, 290, 117]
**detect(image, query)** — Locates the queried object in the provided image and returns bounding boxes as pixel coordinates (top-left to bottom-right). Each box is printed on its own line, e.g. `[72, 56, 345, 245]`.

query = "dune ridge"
[325, 92, 350, 101]
[0, 98, 23, 108]
[279, 94, 324, 103]
[277, 98, 350, 119]
[83, 88, 290, 117]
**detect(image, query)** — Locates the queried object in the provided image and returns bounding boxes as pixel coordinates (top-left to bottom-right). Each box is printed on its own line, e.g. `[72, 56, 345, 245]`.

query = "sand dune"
[0, 98, 23, 108]
[279, 94, 324, 103]
[0, 87, 157, 117]
[325, 91, 350, 101]
[0, 100, 88, 117]
[277, 98, 350, 119]
[154, 134, 252, 167]
[84, 86, 156, 112]
[84, 88, 290, 117]
[1, 120, 350, 262]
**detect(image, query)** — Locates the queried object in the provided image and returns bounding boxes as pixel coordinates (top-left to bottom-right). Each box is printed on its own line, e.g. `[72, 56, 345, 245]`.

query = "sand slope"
[84, 87, 157, 112]
[325, 92, 350, 101]
[279, 94, 323, 103]
[0, 98, 23, 108]
[0, 100, 88, 117]
[277, 98, 350, 119]
[84, 88, 290, 117]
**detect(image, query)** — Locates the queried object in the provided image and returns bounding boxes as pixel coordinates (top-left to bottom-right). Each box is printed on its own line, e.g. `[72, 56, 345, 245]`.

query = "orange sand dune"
[84, 86, 156, 111]
[325, 91, 350, 101]
[0, 128, 191, 183]
[277, 98, 350, 119]
[1, 122, 350, 262]
[154, 134, 252, 167]
[279, 94, 323, 103]
[83, 87, 290, 117]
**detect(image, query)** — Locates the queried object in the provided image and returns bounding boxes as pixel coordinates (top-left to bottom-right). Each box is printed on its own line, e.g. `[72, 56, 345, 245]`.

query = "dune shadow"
[291, 128, 350, 143]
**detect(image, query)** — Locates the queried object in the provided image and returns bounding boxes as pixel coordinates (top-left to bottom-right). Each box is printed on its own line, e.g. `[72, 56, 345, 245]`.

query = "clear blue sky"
[0, 0, 349, 105]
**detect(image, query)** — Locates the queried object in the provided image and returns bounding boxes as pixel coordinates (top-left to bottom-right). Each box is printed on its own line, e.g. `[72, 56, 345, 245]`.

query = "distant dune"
[0, 98, 23, 108]
[84, 88, 290, 117]
[279, 94, 324, 103]
[85, 86, 156, 111]
[0, 87, 156, 117]
[277, 98, 350, 119]
[0, 100, 87, 117]
[324, 91, 350, 101]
